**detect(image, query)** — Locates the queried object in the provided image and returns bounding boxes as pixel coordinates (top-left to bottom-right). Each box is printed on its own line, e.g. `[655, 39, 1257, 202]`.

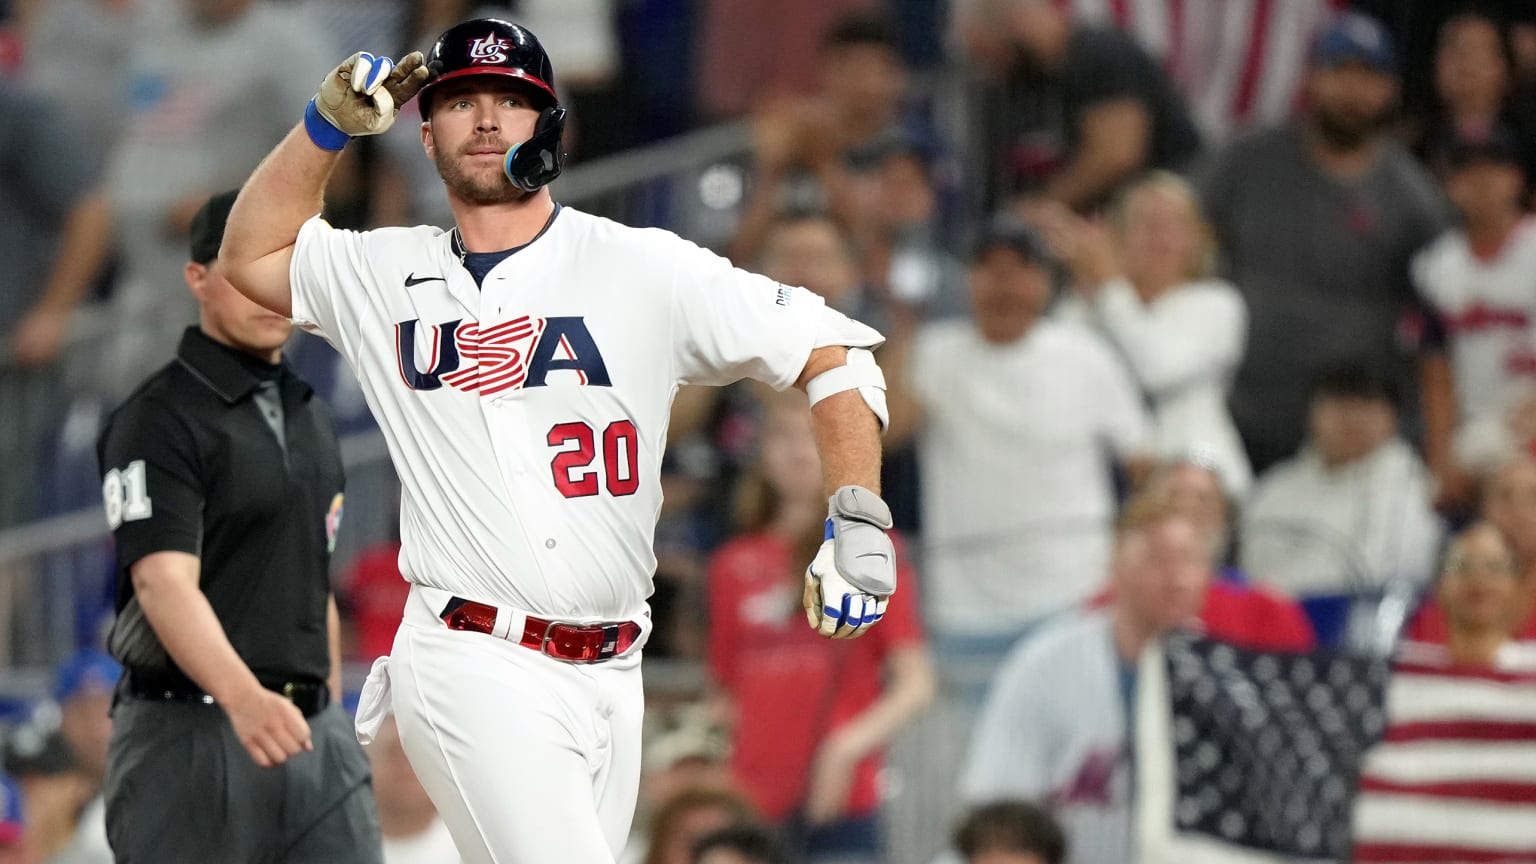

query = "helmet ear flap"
[504, 105, 566, 192]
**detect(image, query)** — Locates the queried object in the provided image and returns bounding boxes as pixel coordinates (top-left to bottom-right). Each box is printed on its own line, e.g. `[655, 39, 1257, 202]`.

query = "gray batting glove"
[803, 485, 896, 639]
[314, 50, 429, 138]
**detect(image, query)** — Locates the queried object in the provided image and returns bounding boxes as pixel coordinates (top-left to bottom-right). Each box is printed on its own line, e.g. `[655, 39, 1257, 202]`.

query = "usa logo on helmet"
[467, 34, 510, 64]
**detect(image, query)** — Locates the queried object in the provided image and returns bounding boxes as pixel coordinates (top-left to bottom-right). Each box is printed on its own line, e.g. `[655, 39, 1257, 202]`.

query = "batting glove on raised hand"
[309, 50, 429, 143]
[804, 486, 896, 639]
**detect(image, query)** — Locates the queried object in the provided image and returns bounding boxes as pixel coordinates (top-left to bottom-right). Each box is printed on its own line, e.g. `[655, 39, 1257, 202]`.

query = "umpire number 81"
[102, 460, 153, 529]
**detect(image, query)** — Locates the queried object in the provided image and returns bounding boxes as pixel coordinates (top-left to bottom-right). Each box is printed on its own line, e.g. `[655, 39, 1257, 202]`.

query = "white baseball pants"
[386, 585, 645, 863]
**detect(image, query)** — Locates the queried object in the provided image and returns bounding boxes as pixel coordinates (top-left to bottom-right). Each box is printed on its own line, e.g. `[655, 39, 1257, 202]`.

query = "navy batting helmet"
[419, 18, 566, 191]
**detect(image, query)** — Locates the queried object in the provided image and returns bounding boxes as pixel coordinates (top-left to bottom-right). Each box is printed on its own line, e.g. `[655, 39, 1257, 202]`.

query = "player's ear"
[421, 121, 435, 159]
[184, 261, 210, 302]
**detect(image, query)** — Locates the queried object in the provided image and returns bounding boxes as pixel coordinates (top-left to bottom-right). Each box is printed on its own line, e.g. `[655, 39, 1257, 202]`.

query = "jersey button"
[545, 538, 557, 549]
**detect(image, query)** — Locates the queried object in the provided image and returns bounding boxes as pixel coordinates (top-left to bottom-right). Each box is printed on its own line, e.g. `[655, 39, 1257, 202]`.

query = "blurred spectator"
[20, 0, 142, 148]
[1107, 462, 1318, 650]
[641, 785, 759, 864]
[1352, 526, 1536, 861]
[1049, 172, 1253, 496]
[636, 702, 733, 826]
[45, 650, 117, 864]
[1406, 454, 1536, 645]
[0, 79, 109, 528]
[1058, 0, 1334, 143]
[4, 724, 86, 864]
[760, 211, 884, 332]
[1409, 7, 1536, 182]
[340, 539, 407, 662]
[1200, 11, 1449, 473]
[950, 0, 1200, 212]
[1427, 521, 1533, 666]
[854, 131, 968, 320]
[957, 497, 1212, 864]
[0, 775, 21, 864]
[100, 0, 335, 397]
[884, 218, 1152, 691]
[368, 717, 461, 864]
[1413, 128, 1536, 484]
[729, 14, 911, 264]
[1240, 363, 1444, 648]
[691, 823, 792, 864]
[698, 0, 877, 120]
[952, 799, 1066, 864]
[709, 390, 933, 863]
[1139, 460, 1235, 570]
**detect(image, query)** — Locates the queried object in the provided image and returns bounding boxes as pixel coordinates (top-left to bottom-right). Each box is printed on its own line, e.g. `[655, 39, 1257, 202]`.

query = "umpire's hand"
[225, 686, 313, 767]
[803, 486, 897, 639]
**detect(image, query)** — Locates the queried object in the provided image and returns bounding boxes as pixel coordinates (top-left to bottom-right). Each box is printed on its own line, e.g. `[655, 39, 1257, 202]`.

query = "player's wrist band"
[303, 98, 351, 151]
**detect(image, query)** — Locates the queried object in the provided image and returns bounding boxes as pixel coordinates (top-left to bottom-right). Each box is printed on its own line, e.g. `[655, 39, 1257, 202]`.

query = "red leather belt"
[439, 597, 641, 663]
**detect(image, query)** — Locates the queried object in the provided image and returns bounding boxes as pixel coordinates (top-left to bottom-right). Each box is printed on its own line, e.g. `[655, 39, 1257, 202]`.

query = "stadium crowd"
[2, 0, 1536, 863]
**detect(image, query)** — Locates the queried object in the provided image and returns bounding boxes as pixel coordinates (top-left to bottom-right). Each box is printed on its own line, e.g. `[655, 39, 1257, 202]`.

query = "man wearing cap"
[1200, 10, 1449, 476]
[1413, 126, 1536, 478]
[42, 650, 120, 864]
[884, 217, 1153, 697]
[95, 190, 380, 861]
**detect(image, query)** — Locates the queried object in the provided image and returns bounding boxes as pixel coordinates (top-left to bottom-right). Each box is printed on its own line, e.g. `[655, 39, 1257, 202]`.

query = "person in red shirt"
[1407, 455, 1536, 643]
[1091, 459, 1316, 651]
[339, 540, 410, 662]
[708, 390, 935, 863]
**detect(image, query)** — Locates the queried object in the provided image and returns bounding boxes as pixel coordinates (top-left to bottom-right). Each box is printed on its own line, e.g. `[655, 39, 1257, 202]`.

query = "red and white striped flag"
[1352, 642, 1536, 863]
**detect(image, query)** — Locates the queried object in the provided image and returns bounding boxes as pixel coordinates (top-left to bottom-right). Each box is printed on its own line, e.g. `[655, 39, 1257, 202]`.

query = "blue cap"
[1313, 12, 1398, 75]
[53, 650, 121, 704]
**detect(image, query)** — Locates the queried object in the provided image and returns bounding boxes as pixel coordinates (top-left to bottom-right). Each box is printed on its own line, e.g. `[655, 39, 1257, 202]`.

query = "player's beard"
[434, 140, 528, 206]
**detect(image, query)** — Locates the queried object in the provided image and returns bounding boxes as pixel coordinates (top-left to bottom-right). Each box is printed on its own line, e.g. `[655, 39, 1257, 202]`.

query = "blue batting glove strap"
[304, 97, 351, 151]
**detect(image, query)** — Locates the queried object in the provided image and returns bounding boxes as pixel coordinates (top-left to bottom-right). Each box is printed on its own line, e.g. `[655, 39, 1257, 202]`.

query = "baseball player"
[219, 18, 897, 864]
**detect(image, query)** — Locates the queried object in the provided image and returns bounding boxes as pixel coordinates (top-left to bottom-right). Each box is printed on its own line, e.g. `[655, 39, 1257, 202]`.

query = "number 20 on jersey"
[547, 420, 639, 498]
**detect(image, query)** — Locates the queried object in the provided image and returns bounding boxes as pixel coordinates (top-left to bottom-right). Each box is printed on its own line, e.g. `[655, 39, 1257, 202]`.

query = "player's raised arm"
[223, 51, 428, 316]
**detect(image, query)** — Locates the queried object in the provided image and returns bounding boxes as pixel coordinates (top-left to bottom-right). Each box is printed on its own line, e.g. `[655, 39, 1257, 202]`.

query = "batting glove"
[804, 486, 896, 639]
[306, 51, 429, 149]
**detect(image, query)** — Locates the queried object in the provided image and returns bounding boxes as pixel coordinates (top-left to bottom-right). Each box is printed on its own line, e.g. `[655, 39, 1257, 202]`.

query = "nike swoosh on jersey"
[404, 273, 446, 287]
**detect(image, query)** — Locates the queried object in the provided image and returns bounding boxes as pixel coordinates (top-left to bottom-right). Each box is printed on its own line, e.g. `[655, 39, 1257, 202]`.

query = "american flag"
[1135, 633, 1390, 863]
[1351, 643, 1536, 863]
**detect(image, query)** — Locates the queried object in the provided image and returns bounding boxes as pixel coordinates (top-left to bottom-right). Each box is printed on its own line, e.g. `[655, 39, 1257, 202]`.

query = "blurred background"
[3, 1, 1536, 863]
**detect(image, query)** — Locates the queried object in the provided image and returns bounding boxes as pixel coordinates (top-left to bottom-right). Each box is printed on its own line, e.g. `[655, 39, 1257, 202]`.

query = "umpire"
[96, 190, 380, 862]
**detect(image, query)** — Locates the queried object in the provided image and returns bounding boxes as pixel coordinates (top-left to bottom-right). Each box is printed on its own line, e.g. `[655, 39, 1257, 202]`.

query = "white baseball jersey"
[289, 205, 882, 621]
[1413, 220, 1536, 448]
[960, 608, 1134, 864]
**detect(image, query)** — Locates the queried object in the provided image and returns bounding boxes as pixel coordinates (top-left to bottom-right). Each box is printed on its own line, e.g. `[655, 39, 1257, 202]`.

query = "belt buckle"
[538, 619, 570, 662]
[540, 620, 606, 663]
[282, 682, 296, 702]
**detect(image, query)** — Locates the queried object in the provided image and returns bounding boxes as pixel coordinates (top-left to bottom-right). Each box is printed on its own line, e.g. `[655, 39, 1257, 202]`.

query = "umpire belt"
[123, 673, 331, 717]
[413, 585, 647, 664]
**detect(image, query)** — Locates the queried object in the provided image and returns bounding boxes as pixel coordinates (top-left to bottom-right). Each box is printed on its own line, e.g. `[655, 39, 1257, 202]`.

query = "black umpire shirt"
[98, 327, 344, 690]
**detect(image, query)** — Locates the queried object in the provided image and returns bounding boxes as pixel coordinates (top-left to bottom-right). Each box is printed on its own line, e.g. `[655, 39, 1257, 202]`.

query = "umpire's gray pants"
[104, 699, 381, 864]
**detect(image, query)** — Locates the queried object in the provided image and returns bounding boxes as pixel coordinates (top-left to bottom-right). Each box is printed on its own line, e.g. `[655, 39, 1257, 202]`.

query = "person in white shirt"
[1413, 128, 1536, 487]
[959, 495, 1212, 864]
[1240, 363, 1444, 649]
[885, 217, 1153, 693]
[369, 718, 461, 864]
[1047, 171, 1252, 497]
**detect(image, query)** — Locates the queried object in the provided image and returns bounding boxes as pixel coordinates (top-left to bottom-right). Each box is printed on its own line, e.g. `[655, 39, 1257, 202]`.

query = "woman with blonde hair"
[1045, 171, 1253, 497]
[709, 390, 933, 863]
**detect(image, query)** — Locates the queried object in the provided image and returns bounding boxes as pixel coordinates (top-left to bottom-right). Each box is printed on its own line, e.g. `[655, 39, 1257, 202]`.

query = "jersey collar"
[175, 327, 310, 405]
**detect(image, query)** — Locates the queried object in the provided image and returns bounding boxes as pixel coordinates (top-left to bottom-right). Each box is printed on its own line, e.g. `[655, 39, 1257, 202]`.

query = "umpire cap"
[417, 18, 558, 119]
